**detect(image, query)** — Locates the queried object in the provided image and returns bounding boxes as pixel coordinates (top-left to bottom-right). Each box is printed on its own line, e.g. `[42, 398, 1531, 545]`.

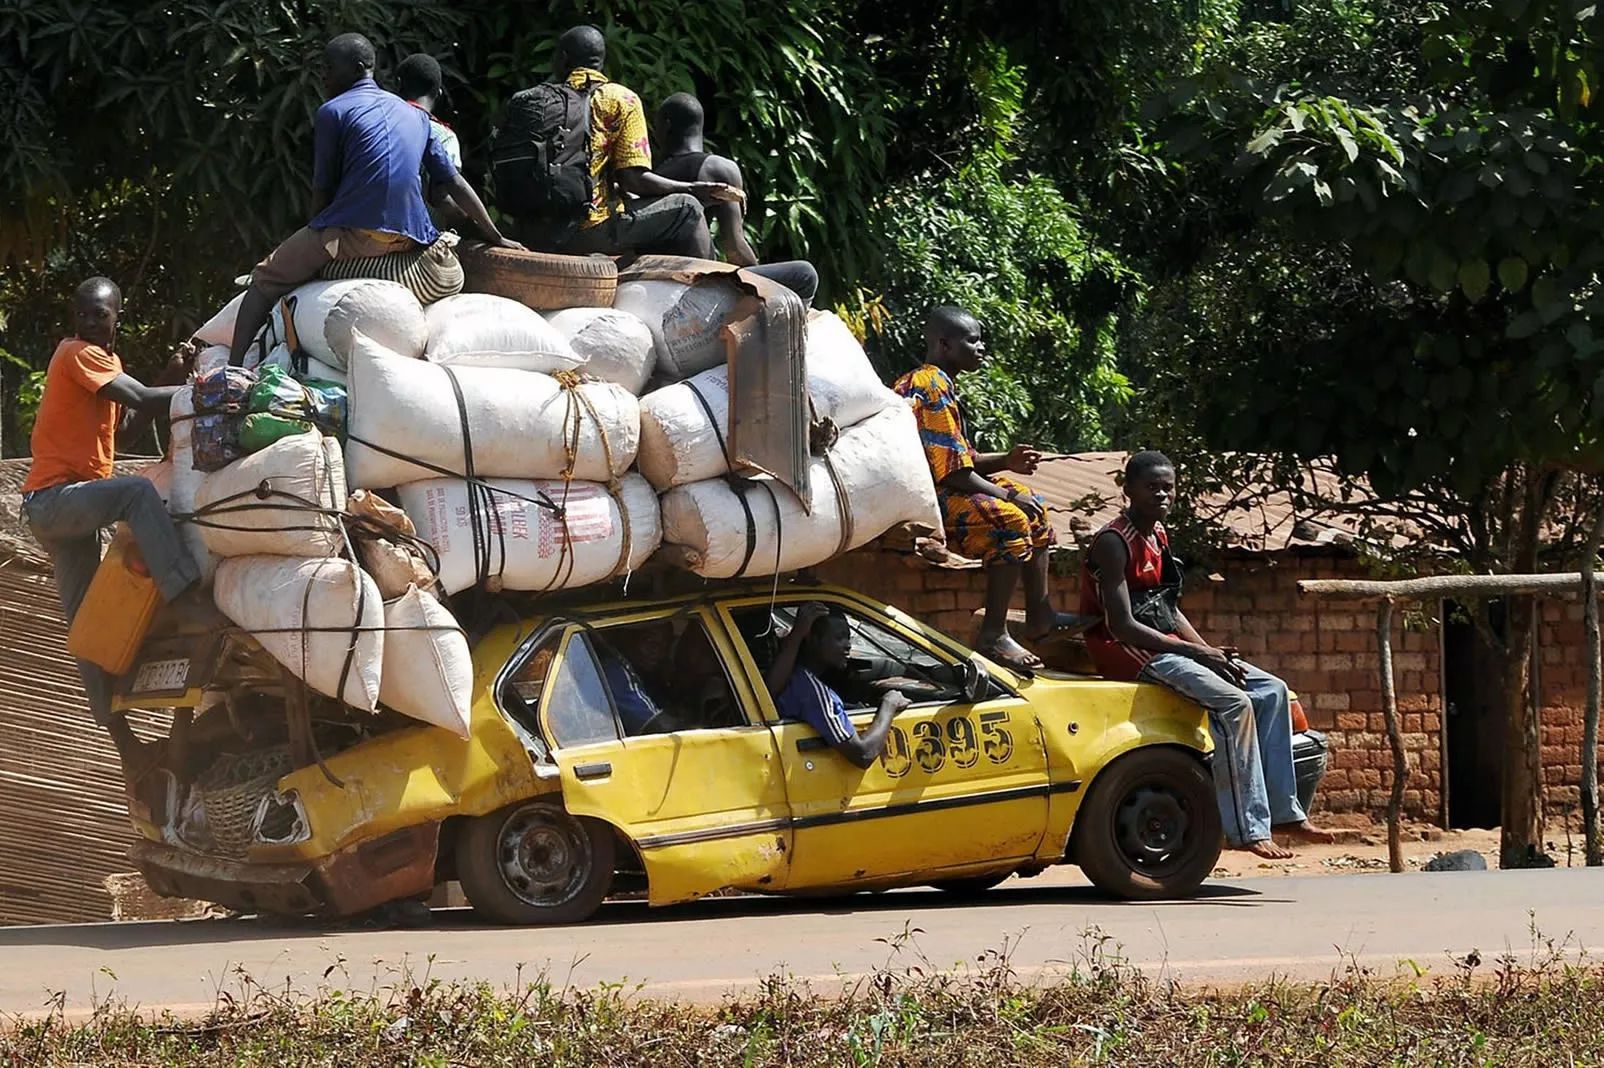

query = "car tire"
[928, 874, 1009, 896]
[456, 799, 616, 925]
[458, 242, 618, 311]
[1074, 747, 1222, 901]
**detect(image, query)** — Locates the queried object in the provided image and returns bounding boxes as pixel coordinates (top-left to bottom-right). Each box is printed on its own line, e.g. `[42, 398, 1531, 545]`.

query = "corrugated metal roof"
[1031, 451, 1381, 554]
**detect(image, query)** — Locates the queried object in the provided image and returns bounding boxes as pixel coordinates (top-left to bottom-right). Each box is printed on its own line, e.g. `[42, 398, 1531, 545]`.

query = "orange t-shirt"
[20, 338, 124, 494]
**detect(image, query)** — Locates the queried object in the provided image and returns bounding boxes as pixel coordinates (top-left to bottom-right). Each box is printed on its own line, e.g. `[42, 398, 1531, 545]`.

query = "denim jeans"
[1138, 654, 1306, 845]
[22, 476, 200, 723]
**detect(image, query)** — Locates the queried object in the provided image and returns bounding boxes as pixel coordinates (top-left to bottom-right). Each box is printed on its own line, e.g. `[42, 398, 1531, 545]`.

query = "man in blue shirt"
[600, 649, 662, 735]
[228, 33, 521, 364]
[766, 603, 910, 769]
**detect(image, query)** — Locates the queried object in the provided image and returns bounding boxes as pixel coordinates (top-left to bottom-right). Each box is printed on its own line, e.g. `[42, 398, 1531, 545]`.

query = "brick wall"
[1536, 597, 1604, 815]
[820, 546, 1444, 823]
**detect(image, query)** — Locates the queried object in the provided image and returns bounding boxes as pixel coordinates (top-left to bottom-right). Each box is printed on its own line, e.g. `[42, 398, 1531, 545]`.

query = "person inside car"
[1080, 450, 1334, 859]
[766, 603, 910, 769]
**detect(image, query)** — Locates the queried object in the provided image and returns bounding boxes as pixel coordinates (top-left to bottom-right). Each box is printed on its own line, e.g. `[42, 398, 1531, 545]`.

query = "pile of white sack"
[156, 257, 940, 734]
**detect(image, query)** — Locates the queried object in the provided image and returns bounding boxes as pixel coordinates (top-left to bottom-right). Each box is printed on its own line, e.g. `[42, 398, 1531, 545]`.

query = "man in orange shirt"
[20, 277, 200, 772]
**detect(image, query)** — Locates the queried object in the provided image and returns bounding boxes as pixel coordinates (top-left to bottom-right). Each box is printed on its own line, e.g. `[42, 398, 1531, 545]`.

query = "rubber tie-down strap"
[605, 479, 633, 579]
[758, 481, 784, 579]
[823, 451, 854, 559]
[684, 378, 759, 578]
[444, 365, 504, 592]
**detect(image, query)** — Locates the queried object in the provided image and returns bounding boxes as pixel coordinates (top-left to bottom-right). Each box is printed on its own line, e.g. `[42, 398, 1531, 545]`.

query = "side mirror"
[961, 655, 991, 704]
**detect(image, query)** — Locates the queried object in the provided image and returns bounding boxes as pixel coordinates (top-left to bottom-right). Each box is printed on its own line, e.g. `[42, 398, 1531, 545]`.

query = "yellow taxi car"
[121, 582, 1221, 924]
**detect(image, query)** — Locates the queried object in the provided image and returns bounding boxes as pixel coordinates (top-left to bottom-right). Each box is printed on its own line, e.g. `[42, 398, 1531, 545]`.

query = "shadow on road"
[0, 880, 1271, 951]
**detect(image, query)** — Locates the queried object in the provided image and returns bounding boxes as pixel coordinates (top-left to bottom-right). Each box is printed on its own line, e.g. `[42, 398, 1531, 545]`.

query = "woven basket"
[458, 242, 617, 311]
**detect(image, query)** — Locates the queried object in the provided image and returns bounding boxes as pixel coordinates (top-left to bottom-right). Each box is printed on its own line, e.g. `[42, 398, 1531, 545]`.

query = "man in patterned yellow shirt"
[550, 26, 740, 258]
[892, 306, 1079, 673]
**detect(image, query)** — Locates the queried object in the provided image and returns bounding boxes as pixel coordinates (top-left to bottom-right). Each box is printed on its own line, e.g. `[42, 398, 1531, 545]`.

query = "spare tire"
[459, 242, 617, 311]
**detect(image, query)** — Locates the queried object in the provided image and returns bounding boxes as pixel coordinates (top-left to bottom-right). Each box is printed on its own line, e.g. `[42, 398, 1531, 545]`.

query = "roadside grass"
[4, 927, 1601, 1066]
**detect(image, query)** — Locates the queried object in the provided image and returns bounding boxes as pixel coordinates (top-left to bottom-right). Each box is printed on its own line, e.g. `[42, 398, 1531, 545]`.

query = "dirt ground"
[1208, 823, 1504, 879]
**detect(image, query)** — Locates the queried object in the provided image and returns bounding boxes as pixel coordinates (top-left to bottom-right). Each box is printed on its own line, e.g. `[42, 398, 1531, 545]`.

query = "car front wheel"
[1074, 748, 1222, 900]
[456, 799, 616, 925]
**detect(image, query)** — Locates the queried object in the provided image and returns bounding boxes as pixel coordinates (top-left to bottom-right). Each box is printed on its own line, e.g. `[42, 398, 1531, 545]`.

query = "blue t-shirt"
[601, 654, 660, 734]
[310, 77, 457, 245]
[775, 667, 855, 746]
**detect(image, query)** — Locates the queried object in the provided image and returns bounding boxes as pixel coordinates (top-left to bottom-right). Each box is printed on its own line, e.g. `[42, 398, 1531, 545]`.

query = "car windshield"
[731, 603, 966, 709]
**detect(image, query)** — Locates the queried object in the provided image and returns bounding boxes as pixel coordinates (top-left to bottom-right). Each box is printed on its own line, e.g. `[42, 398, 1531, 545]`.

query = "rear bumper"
[131, 822, 440, 918]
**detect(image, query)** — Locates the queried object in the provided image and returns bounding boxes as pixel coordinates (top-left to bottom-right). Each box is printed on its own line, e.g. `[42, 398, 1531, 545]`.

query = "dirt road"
[3, 865, 1601, 1016]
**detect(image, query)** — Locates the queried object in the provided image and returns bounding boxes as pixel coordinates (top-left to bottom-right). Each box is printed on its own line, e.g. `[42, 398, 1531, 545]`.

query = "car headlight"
[252, 789, 311, 846]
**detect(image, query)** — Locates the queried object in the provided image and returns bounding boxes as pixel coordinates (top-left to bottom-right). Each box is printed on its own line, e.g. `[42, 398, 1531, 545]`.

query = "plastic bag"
[237, 364, 348, 453]
[190, 366, 256, 472]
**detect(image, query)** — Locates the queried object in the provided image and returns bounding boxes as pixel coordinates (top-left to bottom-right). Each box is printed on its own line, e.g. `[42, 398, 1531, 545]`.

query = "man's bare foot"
[1231, 838, 1295, 860]
[977, 632, 1043, 674]
[1274, 820, 1336, 844]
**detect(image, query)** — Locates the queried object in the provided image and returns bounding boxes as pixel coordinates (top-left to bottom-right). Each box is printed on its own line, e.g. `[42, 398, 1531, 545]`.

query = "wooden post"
[1584, 503, 1604, 866]
[1376, 598, 1406, 873]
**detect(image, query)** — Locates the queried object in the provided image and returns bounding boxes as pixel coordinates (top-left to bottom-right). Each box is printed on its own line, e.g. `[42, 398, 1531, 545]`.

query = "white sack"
[142, 459, 173, 506]
[194, 344, 233, 379]
[345, 331, 640, 489]
[193, 293, 244, 347]
[214, 556, 384, 711]
[262, 344, 347, 386]
[637, 311, 901, 490]
[399, 473, 660, 595]
[658, 405, 940, 579]
[423, 293, 582, 373]
[266, 279, 427, 368]
[168, 388, 220, 584]
[547, 307, 656, 395]
[194, 433, 347, 558]
[380, 585, 472, 738]
[612, 276, 746, 382]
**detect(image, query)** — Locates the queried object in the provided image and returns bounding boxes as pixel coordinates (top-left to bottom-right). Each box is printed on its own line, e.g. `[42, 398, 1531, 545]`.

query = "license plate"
[131, 657, 191, 694]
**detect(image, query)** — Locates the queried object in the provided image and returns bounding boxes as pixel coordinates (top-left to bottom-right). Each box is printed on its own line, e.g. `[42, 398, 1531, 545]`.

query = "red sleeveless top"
[1078, 513, 1171, 680]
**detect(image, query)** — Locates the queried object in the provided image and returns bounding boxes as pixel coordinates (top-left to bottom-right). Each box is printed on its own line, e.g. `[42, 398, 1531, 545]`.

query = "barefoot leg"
[1231, 838, 1295, 860]
[1274, 820, 1336, 845]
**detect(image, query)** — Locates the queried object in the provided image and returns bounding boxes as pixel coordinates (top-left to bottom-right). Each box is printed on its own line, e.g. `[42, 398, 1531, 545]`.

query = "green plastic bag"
[237, 365, 348, 454]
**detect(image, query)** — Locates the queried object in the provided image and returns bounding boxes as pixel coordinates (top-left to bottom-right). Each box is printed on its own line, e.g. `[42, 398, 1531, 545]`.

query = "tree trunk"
[1500, 469, 1549, 869]
[1376, 599, 1405, 873]
[1583, 497, 1604, 866]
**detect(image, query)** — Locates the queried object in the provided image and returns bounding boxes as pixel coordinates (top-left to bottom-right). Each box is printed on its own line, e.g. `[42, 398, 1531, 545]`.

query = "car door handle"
[796, 737, 828, 753]
[573, 761, 612, 780]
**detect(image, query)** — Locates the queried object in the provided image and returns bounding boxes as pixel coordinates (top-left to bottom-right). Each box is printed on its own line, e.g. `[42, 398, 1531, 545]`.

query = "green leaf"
[1335, 127, 1359, 163]
[1507, 310, 1543, 339]
[1458, 259, 1490, 302]
[1428, 248, 1459, 293]
[1246, 126, 1283, 155]
[1498, 256, 1530, 292]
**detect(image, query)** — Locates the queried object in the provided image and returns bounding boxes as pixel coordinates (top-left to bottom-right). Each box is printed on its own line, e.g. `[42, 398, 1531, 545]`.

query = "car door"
[529, 609, 793, 905]
[719, 594, 1053, 889]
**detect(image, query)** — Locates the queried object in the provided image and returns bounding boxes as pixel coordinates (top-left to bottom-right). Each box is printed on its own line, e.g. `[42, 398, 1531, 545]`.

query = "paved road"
[3, 868, 1603, 1015]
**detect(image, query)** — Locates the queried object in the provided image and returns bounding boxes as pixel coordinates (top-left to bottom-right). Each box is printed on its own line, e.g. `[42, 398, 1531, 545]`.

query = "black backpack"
[491, 80, 599, 249]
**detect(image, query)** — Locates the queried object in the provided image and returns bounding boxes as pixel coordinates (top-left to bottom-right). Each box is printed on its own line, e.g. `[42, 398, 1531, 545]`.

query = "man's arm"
[1091, 531, 1243, 683]
[939, 465, 1046, 523]
[766, 602, 826, 696]
[107, 346, 194, 444]
[701, 157, 758, 267]
[616, 166, 741, 204]
[833, 691, 910, 770]
[440, 173, 523, 249]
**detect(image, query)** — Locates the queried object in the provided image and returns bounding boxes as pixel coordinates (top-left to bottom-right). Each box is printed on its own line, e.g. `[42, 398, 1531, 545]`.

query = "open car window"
[588, 616, 747, 735]
[731, 602, 968, 710]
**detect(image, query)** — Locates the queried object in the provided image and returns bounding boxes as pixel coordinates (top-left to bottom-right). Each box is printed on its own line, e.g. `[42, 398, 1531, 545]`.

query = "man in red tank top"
[1081, 451, 1333, 859]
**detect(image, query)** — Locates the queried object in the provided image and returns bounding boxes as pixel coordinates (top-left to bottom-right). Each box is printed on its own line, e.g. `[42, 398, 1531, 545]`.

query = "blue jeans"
[22, 476, 200, 724]
[1138, 654, 1306, 846]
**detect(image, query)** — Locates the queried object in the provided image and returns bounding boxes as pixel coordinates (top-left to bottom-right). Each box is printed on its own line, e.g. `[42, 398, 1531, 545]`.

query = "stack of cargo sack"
[622, 260, 941, 578]
[168, 253, 938, 736]
[171, 277, 646, 739]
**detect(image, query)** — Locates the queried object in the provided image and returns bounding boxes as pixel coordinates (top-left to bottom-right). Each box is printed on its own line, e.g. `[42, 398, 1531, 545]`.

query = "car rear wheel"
[1075, 748, 1221, 901]
[456, 800, 615, 925]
